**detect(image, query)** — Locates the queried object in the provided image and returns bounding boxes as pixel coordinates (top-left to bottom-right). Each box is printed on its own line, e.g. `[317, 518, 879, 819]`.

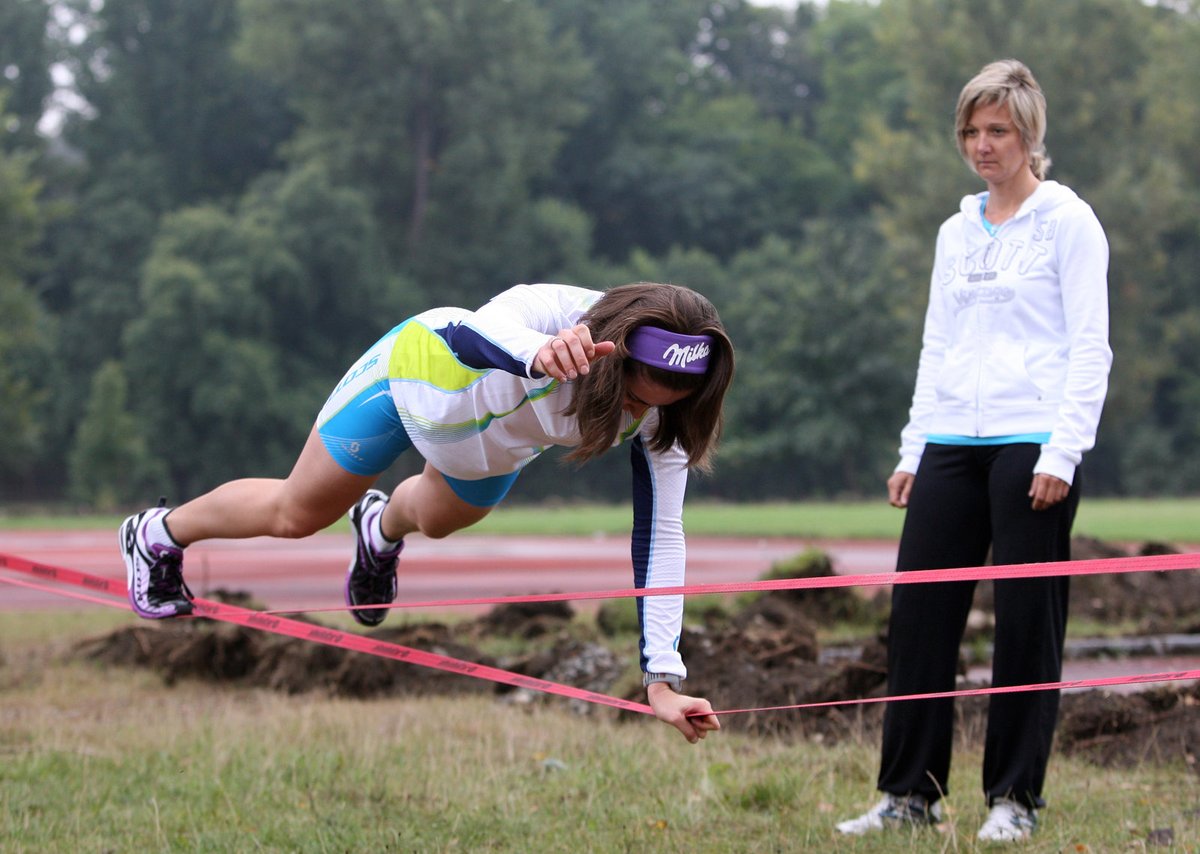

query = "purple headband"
[626, 325, 714, 374]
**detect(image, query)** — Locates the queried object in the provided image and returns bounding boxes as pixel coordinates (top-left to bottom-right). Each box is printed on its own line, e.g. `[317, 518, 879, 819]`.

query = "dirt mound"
[1057, 682, 1200, 768]
[1068, 539, 1200, 632]
[473, 600, 575, 639]
[70, 538, 1200, 769]
[967, 537, 1200, 635]
[73, 609, 494, 699]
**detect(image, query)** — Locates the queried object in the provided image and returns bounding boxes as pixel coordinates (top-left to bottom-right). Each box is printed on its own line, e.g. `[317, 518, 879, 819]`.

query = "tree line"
[2, 0, 1199, 509]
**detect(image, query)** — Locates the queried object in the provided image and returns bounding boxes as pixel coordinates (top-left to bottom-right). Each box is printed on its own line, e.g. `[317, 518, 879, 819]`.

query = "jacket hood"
[959, 180, 1081, 223]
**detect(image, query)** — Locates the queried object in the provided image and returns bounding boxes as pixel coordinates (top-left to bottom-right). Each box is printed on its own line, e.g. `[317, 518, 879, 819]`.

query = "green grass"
[1, 634, 1196, 853]
[476, 497, 1200, 542]
[3, 499, 1198, 853]
[5, 497, 1200, 543]
[497, 501, 909, 539]
[1073, 497, 1200, 544]
[2, 613, 1199, 852]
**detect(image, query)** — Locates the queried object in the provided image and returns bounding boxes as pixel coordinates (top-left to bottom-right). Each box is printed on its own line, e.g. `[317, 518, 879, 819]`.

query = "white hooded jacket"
[896, 180, 1112, 484]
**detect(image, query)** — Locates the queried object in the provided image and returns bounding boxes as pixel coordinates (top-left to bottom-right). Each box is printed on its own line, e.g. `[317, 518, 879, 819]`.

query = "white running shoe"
[120, 505, 193, 619]
[344, 489, 403, 627]
[977, 797, 1038, 842]
[836, 793, 943, 835]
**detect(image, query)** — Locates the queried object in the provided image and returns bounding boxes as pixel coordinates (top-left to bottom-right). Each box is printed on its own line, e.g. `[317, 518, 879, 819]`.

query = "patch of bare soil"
[1057, 682, 1200, 770]
[69, 539, 1200, 770]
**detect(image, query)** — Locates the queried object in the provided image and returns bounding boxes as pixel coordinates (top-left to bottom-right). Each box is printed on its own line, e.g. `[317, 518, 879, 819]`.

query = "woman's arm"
[437, 284, 602, 378]
[896, 223, 954, 475]
[632, 434, 721, 742]
[1034, 205, 1112, 484]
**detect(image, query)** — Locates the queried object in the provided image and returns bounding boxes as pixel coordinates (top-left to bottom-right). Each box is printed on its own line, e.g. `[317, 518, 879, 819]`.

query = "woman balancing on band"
[119, 282, 735, 743]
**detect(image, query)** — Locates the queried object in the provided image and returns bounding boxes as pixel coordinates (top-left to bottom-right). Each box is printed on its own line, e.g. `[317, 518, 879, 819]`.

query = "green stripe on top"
[388, 321, 488, 391]
[395, 384, 562, 445]
[619, 417, 645, 443]
[388, 321, 565, 445]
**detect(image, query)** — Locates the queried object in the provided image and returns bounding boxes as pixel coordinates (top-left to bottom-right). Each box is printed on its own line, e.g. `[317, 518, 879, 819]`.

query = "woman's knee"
[271, 502, 339, 539]
[411, 502, 490, 540]
[415, 516, 470, 540]
[404, 468, 492, 539]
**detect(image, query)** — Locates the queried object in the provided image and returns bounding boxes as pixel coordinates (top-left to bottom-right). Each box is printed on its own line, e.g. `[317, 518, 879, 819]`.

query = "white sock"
[367, 503, 402, 553]
[147, 508, 182, 549]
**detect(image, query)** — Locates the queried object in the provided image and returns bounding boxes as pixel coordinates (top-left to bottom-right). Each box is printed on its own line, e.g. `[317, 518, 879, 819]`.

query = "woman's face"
[623, 372, 692, 418]
[961, 101, 1030, 187]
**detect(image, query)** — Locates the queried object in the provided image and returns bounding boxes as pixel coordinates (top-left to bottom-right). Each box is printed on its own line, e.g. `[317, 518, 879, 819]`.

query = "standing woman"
[119, 281, 734, 744]
[837, 60, 1111, 842]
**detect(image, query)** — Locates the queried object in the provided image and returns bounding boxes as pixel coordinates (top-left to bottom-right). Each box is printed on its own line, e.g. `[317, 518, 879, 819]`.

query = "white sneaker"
[120, 505, 192, 619]
[344, 489, 402, 626]
[836, 793, 942, 835]
[977, 798, 1037, 842]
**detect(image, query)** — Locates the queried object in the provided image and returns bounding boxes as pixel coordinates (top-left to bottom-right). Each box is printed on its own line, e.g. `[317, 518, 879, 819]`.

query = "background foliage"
[2, 0, 1198, 506]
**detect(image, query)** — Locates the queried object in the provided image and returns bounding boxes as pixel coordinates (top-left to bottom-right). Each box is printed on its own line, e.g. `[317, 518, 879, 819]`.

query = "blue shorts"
[315, 327, 520, 508]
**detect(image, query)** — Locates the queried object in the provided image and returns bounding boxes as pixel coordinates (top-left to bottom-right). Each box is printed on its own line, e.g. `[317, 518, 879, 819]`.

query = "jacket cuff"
[1033, 447, 1078, 485]
[643, 672, 683, 691]
[643, 651, 686, 680]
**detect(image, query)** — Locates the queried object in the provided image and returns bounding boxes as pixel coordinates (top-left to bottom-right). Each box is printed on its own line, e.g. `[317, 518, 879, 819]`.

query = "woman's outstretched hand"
[533, 324, 616, 382]
[647, 681, 721, 744]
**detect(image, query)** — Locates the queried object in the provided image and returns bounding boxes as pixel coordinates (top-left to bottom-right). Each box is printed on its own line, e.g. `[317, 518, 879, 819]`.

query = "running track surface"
[0, 530, 897, 613]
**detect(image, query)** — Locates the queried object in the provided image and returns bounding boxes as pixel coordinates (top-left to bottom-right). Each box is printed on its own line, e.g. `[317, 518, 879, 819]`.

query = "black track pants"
[877, 443, 1077, 810]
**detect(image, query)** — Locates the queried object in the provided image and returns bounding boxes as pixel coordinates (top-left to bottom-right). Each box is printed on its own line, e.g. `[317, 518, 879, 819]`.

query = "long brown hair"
[563, 282, 734, 471]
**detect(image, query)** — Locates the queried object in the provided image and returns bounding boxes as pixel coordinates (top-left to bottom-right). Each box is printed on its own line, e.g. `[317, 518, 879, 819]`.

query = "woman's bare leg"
[164, 427, 378, 546]
[380, 462, 493, 541]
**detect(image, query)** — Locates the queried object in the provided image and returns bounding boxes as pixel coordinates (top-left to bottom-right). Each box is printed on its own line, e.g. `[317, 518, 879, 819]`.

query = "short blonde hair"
[955, 59, 1051, 180]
